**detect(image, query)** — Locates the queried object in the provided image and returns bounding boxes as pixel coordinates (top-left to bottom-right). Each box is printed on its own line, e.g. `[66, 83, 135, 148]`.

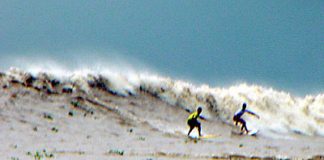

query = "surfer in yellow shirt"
[187, 107, 205, 137]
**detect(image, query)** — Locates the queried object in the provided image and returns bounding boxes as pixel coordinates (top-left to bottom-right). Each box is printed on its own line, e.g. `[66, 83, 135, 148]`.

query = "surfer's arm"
[246, 110, 260, 119]
[199, 115, 206, 120]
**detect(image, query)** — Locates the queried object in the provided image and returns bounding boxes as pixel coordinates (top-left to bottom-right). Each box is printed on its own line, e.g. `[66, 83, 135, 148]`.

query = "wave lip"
[1, 68, 324, 138]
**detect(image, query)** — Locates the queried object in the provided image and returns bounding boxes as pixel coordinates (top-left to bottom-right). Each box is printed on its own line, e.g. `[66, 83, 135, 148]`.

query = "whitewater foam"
[1, 68, 324, 138]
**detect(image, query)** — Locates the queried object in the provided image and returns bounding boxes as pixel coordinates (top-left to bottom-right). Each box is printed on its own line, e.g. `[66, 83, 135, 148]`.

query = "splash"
[1, 67, 324, 138]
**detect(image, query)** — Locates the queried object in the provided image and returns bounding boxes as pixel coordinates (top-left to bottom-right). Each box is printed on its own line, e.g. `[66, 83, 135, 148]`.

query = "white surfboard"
[248, 129, 259, 136]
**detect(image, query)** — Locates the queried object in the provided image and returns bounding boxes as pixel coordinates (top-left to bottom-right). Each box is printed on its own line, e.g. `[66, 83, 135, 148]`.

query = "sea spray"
[1, 68, 324, 138]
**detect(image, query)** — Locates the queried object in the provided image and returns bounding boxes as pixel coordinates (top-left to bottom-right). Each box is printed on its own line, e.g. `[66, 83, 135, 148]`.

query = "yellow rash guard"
[187, 111, 199, 121]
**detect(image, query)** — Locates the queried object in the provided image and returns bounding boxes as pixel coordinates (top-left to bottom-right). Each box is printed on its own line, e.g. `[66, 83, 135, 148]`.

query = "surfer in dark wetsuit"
[187, 107, 205, 137]
[233, 103, 260, 133]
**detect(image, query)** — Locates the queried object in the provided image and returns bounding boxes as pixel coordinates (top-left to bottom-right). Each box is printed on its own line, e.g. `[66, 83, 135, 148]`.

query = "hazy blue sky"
[0, 0, 323, 95]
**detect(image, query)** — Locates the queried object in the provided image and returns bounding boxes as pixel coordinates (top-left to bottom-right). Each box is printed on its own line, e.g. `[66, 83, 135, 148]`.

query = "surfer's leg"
[233, 116, 239, 126]
[188, 126, 194, 136]
[197, 121, 202, 137]
[187, 120, 194, 136]
[239, 121, 244, 131]
[240, 119, 249, 133]
[244, 126, 249, 133]
[239, 119, 245, 130]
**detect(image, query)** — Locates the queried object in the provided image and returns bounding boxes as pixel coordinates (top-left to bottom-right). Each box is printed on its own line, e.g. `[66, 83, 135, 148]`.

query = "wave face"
[2, 68, 324, 138]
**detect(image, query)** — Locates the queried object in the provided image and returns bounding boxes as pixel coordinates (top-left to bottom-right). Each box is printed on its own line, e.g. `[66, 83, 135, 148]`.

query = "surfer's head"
[197, 107, 202, 114]
[242, 103, 247, 110]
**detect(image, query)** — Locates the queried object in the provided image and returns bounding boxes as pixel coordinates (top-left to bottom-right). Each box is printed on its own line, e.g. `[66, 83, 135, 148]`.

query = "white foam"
[3, 66, 324, 138]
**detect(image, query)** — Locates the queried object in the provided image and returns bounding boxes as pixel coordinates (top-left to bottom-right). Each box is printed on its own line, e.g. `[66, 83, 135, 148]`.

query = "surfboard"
[188, 134, 219, 139]
[248, 129, 258, 136]
[231, 128, 259, 136]
[200, 134, 219, 139]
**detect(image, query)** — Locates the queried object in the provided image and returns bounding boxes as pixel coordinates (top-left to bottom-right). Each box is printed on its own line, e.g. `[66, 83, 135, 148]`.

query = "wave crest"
[1, 68, 324, 137]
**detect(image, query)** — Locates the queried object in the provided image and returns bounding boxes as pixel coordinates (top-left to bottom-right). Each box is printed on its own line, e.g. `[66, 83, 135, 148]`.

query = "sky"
[0, 0, 323, 95]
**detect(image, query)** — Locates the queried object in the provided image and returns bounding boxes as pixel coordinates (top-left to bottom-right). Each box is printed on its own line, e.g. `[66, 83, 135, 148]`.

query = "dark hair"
[242, 103, 247, 110]
[197, 107, 202, 112]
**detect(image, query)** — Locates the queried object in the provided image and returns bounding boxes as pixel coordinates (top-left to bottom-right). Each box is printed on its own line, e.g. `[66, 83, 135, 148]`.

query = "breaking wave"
[1, 67, 324, 138]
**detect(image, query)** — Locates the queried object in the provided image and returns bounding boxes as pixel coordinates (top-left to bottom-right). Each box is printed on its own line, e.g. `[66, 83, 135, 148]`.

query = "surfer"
[233, 103, 260, 134]
[187, 107, 205, 137]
